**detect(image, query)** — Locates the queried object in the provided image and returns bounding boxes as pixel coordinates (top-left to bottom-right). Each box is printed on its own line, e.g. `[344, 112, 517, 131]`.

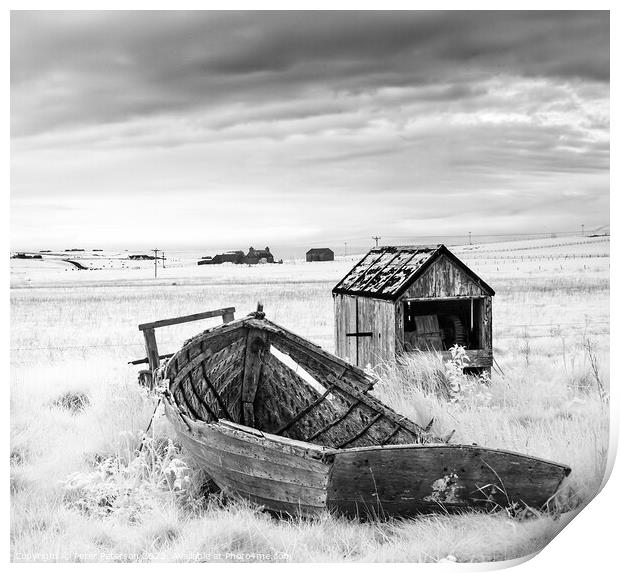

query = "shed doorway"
[403, 298, 483, 352]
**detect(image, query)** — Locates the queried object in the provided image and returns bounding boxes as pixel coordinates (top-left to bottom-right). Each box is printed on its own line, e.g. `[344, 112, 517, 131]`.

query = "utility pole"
[581, 224, 585, 237]
[344, 242, 347, 256]
[152, 248, 159, 278]
[162, 251, 166, 269]
[372, 235, 381, 247]
[468, 232, 472, 245]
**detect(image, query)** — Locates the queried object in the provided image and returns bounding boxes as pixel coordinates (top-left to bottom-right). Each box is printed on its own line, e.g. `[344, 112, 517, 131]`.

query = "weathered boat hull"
[165, 397, 569, 518]
[147, 311, 571, 518]
[164, 399, 333, 514]
[326, 444, 569, 518]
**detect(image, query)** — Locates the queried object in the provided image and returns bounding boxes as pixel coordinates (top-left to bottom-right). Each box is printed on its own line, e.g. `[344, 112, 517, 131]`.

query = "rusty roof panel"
[332, 244, 495, 300]
[377, 251, 433, 295]
[335, 249, 388, 291]
[332, 246, 440, 299]
[361, 250, 420, 294]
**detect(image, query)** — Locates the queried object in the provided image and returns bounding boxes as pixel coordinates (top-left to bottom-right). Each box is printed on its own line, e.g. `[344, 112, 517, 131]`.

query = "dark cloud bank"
[10, 11, 609, 249]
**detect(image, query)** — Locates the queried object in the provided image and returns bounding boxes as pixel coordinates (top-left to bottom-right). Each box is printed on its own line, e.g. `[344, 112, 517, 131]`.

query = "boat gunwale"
[163, 394, 338, 459]
[164, 395, 570, 476]
[161, 314, 370, 384]
[329, 442, 572, 474]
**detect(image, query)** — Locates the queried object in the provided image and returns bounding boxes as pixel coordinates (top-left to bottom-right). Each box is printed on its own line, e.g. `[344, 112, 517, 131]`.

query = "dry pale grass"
[10, 259, 609, 563]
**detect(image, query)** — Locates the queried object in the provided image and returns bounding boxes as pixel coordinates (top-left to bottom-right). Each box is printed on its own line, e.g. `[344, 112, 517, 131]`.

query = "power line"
[152, 248, 159, 278]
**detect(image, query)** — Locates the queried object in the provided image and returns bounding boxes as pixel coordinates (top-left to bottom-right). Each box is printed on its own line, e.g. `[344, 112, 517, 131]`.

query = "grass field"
[10, 236, 610, 562]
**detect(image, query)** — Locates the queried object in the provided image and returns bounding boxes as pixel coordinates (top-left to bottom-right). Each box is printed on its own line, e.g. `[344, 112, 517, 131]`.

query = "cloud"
[11, 11, 609, 136]
[10, 11, 609, 251]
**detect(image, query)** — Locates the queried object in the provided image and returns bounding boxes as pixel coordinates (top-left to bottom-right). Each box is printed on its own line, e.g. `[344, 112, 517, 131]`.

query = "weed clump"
[52, 391, 90, 413]
[61, 437, 193, 522]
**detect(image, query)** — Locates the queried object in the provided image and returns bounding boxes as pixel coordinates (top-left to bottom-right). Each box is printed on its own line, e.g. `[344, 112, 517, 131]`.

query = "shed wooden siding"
[357, 298, 395, 368]
[334, 295, 356, 364]
[479, 297, 492, 350]
[333, 245, 494, 371]
[334, 295, 396, 367]
[401, 254, 487, 299]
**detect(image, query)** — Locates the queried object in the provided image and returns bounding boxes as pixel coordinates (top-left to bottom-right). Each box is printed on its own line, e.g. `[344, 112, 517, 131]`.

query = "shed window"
[403, 299, 483, 351]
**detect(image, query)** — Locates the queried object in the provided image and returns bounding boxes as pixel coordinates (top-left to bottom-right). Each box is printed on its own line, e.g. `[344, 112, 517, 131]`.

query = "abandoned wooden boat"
[140, 307, 571, 518]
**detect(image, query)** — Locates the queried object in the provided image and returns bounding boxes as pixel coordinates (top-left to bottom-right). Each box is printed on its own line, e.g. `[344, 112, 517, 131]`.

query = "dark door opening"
[403, 299, 483, 351]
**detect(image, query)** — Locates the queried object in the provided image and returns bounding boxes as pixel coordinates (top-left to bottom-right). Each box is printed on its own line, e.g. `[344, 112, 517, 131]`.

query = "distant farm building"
[198, 251, 245, 265]
[198, 247, 275, 266]
[332, 245, 494, 373]
[306, 248, 334, 262]
[244, 247, 274, 264]
[11, 252, 42, 260]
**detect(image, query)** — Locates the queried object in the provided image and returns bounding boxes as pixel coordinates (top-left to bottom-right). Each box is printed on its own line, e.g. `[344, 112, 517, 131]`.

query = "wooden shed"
[306, 248, 334, 262]
[332, 245, 494, 372]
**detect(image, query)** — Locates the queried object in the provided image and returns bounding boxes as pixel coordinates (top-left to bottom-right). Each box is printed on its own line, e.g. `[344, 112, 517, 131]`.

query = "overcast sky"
[11, 11, 609, 253]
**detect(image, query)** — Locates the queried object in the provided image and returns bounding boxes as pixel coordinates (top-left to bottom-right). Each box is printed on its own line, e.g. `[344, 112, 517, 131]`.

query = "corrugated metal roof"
[332, 245, 494, 300]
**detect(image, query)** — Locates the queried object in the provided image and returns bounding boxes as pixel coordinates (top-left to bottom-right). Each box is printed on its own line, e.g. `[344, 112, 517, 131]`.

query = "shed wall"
[402, 254, 487, 298]
[357, 297, 396, 368]
[334, 294, 357, 364]
[334, 294, 395, 368]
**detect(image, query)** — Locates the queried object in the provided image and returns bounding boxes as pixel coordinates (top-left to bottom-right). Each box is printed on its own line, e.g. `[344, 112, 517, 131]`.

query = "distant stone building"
[306, 248, 334, 262]
[198, 247, 276, 266]
[244, 247, 274, 264]
[222, 251, 245, 264]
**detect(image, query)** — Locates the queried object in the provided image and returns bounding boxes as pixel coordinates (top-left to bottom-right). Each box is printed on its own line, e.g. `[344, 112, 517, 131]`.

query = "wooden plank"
[370, 250, 419, 295]
[185, 367, 218, 421]
[359, 297, 396, 367]
[306, 399, 361, 441]
[222, 310, 235, 324]
[175, 375, 202, 420]
[175, 348, 214, 383]
[336, 413, 383, 448]
[200, 361, 233, 421]
[353, 250, 402, 294]
[333, 249, 387, 293]
[167, 327, 247, 392]
[326, 444, 570, 518]
[274, 385, 336, 435]
[327, 375, 439, 443]
[402, 255, 486, 299]
[180, 438, 329, 492]
[165, 398, 333, 467]
[178, 432, 328, 507]
[257, 353, 323, 426]
[139, 307, 236, 331]
[245, 317, 370, 384]
[253, 363, 300, 432]
[379, 425, 402, 445]
[142, 328, 160, 371]
[271, 334, 372, 396]
[129, 352, 174, 366]
[241, 330, 269, 426]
